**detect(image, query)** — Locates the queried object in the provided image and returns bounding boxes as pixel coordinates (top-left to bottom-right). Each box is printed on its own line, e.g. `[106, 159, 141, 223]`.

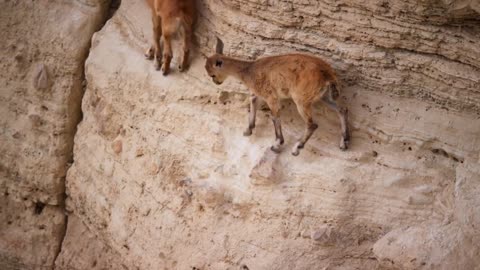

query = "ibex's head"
[205, 37, 227, 85]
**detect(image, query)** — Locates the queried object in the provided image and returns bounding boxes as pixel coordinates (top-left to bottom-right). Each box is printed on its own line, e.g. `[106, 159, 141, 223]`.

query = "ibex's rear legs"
[178, 24, 192, 72]
[145, 14, 162, 71]
[292, 103, 318, 156]
[267, 98, 284, 153]
[161, 26, 174, 76]
[322, 95, 350, 150]
[243, 94, 257, 136]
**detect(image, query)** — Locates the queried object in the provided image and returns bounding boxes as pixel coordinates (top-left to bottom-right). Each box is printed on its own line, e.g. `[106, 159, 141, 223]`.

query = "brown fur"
[145, 0, 195, 75]
[205, 42, 350, 155]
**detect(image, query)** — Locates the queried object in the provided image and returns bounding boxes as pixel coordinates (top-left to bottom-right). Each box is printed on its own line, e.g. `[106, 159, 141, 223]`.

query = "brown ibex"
[205, 38, 350, 156]
[145, 0, 195, 75]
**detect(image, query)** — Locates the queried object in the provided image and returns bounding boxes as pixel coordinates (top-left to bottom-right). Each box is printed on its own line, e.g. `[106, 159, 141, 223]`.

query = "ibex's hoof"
[243, 129, 252, 136]
[340, 140, 349, 151]
[178, 65, 187, 72]
[270, 146, 281, 153]
[291, 142, 302, 156]
[270, 139, 283, 153]
[145, 48, 154, 60]
[161, 66, 169, 76]
[154, 62, 161, 71]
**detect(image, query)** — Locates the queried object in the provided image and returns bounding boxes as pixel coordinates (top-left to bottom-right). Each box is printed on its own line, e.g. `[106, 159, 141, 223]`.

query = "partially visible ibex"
[205, 38, 350, 156]
[145, 0, 195, 75]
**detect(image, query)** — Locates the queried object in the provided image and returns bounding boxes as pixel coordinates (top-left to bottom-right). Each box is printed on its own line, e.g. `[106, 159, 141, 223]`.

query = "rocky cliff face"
[0, 0, 110, 269]
[1, 0, 479, 269]
[59, 0, 480, 269]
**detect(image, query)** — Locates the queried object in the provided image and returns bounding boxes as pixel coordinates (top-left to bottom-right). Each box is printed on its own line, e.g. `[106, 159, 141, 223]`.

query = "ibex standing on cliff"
[205, 38, 350, 156]
[145, 0, 195, 75]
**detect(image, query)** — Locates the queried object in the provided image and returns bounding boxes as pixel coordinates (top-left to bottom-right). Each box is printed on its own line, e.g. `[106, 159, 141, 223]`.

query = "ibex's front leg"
[161, 27, 173, 75]
[178, 24, 192, 72]
[243, 94, 257, 136]
[292, 103, 318, 156]
[266, 98, 284, 153]
[146, 14, 162, 71]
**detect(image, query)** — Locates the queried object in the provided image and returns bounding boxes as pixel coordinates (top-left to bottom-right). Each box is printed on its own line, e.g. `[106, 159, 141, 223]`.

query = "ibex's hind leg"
[178, 24, 192, 72]
[322, 95, 350, 150]
[243, 94, 257, 136]
[266, 99, 284, 153]
[292, 103, 318, 156]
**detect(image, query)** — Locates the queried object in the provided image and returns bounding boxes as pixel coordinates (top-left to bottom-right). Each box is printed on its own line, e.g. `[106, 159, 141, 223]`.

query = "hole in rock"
[34, 202, 45, 215]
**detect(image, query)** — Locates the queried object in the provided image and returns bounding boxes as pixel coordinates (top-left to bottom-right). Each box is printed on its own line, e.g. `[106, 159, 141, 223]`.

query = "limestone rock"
[33, 63, 49, 90]
[455, 163, 480, 249]
[249, 148, 281, 185]
[0, 0, 475, 269]
[62, 0, 480, 269]
[0, 0, 110, 268]
[311, 225, 338, 246]
[373, 223, 479, 270]
[54, 215, 128, 270]
[0, 195, 65, 270]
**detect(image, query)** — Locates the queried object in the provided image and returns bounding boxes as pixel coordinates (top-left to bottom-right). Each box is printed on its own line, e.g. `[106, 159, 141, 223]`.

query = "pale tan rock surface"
[0, 0, 110, 268]
[60, 0, 480, 269]
[54, 215, 127, 270]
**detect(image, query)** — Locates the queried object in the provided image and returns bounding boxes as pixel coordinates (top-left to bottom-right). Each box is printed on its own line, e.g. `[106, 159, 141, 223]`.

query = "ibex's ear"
[215, 37, 224, 55]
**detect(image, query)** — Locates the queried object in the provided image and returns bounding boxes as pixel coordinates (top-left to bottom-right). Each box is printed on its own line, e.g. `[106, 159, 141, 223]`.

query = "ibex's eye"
[211, 75, 216, 78]
[215, 59, 223, 67]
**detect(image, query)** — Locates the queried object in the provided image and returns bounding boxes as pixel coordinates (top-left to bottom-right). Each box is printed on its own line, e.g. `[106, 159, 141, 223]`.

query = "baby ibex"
[205, 38, 350, 156]
[145, 0, 195, 75]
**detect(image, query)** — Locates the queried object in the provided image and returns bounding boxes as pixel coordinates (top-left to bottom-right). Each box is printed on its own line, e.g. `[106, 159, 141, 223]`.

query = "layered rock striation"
[1, 0, 479, 269]
[59, 0, 480, 269]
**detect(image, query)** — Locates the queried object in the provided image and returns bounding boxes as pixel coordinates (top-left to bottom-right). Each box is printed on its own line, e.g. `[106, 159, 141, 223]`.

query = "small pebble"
[112, 140, 122, 154]
[148, 163, 160, 175]
[135, 148, 144, 157]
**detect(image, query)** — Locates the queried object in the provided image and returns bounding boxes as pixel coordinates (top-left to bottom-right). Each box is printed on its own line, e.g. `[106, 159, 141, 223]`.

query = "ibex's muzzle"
[211, 75, 223, 85]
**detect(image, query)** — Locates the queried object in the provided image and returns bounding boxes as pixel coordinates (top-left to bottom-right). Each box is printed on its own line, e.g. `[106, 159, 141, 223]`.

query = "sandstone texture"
[0, 0, 110, 268]
[1, 0, 479, 269]
[59, 0, 480, 269]
[54, 215, 126, 270]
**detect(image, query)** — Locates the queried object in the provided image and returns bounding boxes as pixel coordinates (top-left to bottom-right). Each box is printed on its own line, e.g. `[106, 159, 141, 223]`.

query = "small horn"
[215, 37, 224, 54]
